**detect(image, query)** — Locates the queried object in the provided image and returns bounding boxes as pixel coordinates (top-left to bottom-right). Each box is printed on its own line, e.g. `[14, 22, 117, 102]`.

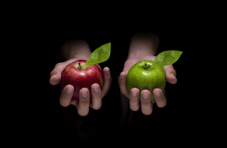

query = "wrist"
[127, 32, 159, 59]
[68, 51, 90, 60]
[61, 40, 91, 60]
[127, 47, 156, 59]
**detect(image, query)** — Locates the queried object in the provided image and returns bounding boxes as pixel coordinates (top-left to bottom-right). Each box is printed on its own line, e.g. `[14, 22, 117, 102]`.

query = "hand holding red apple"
[60, 59, 104, 101]
[50, 41, 111, 116]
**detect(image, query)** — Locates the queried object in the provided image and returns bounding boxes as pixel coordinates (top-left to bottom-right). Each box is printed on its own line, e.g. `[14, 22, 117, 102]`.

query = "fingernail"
[51, 74, 56, 78]
[155, 91, 161, 98]
[105, 69, 110, 75]
[120, 74, 125, 80]
[66, 87, 72, 94]
[142, 92, 149, 100]
[171, 73, 176, 77]
[82, 91, 87, 98]
[50, 74, 57, 84]
[94, 86, 99, 94]
[131, 91, 136, 97]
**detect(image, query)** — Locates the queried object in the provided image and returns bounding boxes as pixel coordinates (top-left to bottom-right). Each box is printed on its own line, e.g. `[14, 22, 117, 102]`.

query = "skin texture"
[118, 32, 177, 115]
[126, 60, 166, 102]
[49, 40, 111, 116]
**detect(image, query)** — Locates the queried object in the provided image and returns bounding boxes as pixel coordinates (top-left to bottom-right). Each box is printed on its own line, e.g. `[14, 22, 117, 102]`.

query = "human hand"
[119, 56, 177, 115]
[49, 40, 111, 116]
[118, 31, 179, 116]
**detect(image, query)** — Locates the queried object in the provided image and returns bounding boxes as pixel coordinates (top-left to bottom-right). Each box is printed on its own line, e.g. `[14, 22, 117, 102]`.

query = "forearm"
[127, 32, 160, 59]
[61, 40, 91, 60]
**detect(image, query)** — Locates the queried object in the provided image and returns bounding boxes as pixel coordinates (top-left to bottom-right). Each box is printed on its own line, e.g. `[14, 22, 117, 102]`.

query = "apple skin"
[126, 60, 166, 102]
[61, 60, 104, 101]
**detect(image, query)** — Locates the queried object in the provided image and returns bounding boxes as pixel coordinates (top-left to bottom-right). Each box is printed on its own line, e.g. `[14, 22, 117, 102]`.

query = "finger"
[50, 63, 65, 85]
[59, 85, 74, 107]
[49, 60, 77, 85]
[140, 90, 153, 115]
[77, 88, 90, 116]
[49, 74, 61, 85]
[118, 72, 129, 98]
[163, 65, 177, 84]
[90, 83, 102, 110]
[129, 88, 140, 111]
[101, 67, 111, 97]
[153, 88, 167, 108]
[50, 62, 66, 77]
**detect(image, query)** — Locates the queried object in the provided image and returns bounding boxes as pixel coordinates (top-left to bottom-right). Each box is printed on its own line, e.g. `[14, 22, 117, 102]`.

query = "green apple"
[126, 50, 183, 102]
[127, 60, 166, 102]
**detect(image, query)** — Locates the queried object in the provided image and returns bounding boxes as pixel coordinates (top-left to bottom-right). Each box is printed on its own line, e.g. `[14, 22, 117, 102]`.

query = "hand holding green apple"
[126, 50, 183, 102]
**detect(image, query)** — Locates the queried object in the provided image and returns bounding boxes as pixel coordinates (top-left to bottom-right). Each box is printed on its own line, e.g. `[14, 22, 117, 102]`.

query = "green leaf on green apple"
[85, 42, 111, 67]
[152, 50, 183, 68]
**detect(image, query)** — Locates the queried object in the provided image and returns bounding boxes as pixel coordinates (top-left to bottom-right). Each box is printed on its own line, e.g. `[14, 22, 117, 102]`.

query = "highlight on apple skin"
[61, 60, 104, 101]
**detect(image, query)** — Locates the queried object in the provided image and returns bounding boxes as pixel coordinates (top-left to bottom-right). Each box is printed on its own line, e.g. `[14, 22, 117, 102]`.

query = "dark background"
[2, 3, 225, 145]
[7, 17, 219, 145]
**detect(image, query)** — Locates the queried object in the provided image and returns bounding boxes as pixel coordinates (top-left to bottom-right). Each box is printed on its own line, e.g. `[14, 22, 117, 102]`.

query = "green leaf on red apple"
[85, 42, 111, 67]
[152, 50, 183, 68]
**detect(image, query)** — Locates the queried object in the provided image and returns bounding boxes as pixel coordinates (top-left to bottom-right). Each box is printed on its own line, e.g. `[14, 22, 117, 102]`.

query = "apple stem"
[78, 63, 81, 70]
[145, 63, 147, 70]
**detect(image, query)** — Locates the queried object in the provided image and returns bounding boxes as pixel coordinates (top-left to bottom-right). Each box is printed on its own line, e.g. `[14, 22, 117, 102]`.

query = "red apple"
[60, 60, 104, 101]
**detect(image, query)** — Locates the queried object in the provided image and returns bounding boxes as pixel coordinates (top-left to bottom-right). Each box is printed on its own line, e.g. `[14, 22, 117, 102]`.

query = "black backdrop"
[2, 2, 225, 145]
[14, 22, 203, 145]
[3, 5, 225, 146]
